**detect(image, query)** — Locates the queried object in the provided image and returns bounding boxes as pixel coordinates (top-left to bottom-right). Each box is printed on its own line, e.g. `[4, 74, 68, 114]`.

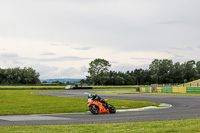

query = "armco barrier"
[140, 87, 145, 92]
[139, 87, 152, 92]
[161, 87, 172, 93]
[156, 87, 162, 93]
[72, 87, 92, 89]
[187, 87, 200, 93]
[145, 87, 150, 92]
[140, 86, 200, 94]
[147, 87, 152, 92]
[172, 87, 186, 93]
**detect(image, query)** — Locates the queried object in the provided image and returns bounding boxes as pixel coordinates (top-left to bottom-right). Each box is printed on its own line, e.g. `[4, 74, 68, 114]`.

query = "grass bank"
[91, 85, 142, 89]
[90, 90, 200, 96]
[90, 90, 139, 94]
[0, 85, 142, 90]
[0, 118, 200, 133]
[0, 86, 66, 90]
[0, 90, 158, 115]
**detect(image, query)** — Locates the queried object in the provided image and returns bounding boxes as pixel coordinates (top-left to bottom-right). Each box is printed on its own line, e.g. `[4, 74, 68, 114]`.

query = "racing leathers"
[91, 94, 109, 109]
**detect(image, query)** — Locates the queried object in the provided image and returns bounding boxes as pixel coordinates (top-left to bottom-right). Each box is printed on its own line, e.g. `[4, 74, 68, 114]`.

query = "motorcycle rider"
[88, 94, 109, 109]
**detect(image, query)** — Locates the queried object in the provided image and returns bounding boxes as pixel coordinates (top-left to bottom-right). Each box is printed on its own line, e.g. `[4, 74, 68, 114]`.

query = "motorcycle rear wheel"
[89, 105, 99, 114]
[108, 104, 116, 113]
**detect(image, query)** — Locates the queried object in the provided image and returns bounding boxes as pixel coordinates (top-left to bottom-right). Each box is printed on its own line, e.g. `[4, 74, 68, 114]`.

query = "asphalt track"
[0, 89, 200, 126]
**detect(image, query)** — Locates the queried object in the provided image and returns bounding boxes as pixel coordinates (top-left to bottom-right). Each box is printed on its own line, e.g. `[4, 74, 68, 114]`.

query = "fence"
[139, 87, 152, 93]
[139, 86, 200, 94]
[152, 83, 200, 87]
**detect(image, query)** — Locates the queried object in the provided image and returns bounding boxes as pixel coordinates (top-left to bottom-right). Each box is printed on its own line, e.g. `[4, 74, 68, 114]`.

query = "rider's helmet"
[88, 94, 92, 98]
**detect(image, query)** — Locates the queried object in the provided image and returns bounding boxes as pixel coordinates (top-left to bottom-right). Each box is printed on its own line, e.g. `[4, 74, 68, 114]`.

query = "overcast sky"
[1, 0, 200, 79]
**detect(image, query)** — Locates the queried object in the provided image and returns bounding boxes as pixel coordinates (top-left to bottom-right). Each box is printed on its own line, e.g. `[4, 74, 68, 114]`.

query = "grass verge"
[90, 90, 139, 94]
[90, 90, 200, 96]
[0, 119, 200, 133]
[91, 85, 143, 89]
[0, 86, 66, 90]
[0, 85, 143, 90]
[0, 90, 158, 115]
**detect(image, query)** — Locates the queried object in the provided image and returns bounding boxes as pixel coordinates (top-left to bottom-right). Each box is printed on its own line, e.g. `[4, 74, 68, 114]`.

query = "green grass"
[0, 119, 200, 133]
[0, 86, 66, 90]
[0, 85, 144, 90]
[148, 92, 200, 96]
[91, 85, 146, 89]
[90, 90, 200, 96]
[90, 90, 139, 94]
[0, 90, 158, 115]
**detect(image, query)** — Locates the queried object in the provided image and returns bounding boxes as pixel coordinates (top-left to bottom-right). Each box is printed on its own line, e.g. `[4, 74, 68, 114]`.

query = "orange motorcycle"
[87, 98, 116, 114]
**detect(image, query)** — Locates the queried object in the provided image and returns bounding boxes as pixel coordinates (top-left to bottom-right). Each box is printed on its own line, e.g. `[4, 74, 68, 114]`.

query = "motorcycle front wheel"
[108, 104, 116, 113]
[89, 105, 99, 114]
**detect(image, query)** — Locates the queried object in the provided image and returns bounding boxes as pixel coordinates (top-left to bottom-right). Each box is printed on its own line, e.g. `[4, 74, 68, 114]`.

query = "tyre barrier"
[72, 87, 92, 89]
[172, 87, 186, 93]
[139, 87, 200, 93]
[140, 87, 152, 93]
[187, 87, 200, 93]
[162, 87, 172, 93]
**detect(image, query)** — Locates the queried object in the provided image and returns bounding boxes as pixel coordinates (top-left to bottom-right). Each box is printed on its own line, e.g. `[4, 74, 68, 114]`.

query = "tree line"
[0, 67, 40, 84]
[1, 59, 200, 85]
[85, 59, 200, 85]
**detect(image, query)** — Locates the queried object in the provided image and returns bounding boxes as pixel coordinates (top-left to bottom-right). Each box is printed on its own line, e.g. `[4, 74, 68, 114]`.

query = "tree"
[0, 67, 40, 84]
[42, 80, 47, 83]
[158, 59, 173, 83]
[115, 76, 125, 85]
[133, 69, 145, 85]
[196, 61, 200, 78]
[149, 59, 160, 83]
[182, 60, 197, 82]
[149, 59, 173, 84]
[88, 58, 111, 85]
[171, 62, 184, 83]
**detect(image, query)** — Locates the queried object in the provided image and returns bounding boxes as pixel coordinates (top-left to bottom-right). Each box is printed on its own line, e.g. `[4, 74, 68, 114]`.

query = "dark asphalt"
[0, 89, 200, 126]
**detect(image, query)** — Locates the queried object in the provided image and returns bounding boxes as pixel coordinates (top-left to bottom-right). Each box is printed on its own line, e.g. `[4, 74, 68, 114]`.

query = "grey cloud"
[131, 57, 154, 60]
[50, 44, 61, 46]
[39, 56, 92, 62]
[139, 60, 148, 63]
[57, 68, 77, 78]
[0, 48, 5, 50]
[72, 47, 93, 50]
[41, 52, 56, 55]
[2, 0, 200, 79]
[80, 66, 88, 73]
[158, 21, 181, 25]
[111, 64, 149, 72]
[62, 44, 69, 46]
[50, 44, 69, 47]
[0, 53, 91, 62]
[32, 64, 59, 79]
[169, 47, 193, 51]
[53, 66, 88, 79]
[174, 55, 184, 58]
[110, 61, 118, 64]
[0, 53, 37, 64]
[40, 66, 88, 79]
[0, 53, 19, 58]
